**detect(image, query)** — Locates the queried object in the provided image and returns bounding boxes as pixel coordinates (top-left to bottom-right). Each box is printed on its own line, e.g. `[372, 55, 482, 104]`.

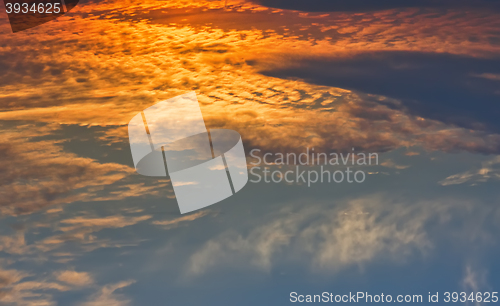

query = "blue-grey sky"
[0, 0, 500, 305]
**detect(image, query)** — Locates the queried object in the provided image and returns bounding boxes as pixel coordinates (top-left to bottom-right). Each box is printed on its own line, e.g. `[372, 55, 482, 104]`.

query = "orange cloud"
[0, 1, 499, 160]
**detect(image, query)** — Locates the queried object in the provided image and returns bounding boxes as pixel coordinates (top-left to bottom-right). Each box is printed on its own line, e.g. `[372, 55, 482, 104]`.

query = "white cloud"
[186, 195, 447, 277]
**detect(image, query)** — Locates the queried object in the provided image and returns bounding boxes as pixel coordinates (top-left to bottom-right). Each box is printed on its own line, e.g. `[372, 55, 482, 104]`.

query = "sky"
[1, 0, 500, 305]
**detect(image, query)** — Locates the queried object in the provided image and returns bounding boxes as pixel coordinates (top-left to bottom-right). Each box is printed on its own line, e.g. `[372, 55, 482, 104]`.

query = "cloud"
[0, 267, 30, 288]
[0, 122, 175, 216]
[0, 212, 149, 304]
[186, 195, 437, 277]
[381, 159, 410, 169]
[0, 1, 499, 303]
[186, 194, 499, 278]
[0, 232, 27, 255]
[255, 51, 500, 134]
[54, 271, 94, 287]
[45, 207, 64, 214]
[33, 214, 152, 254]
[0, 211, 153, 264]
[0, 265, 67, 306]
[0, 123, 134, 216]
[0, 264, 121, 306]
[0, 1, 500, 164]
[58, 215, 152, 233]
[152, 210, 210, 229]
[80, 280, 135, 306]
[461, 264, 490, 306]
[439, 156, 500, 185]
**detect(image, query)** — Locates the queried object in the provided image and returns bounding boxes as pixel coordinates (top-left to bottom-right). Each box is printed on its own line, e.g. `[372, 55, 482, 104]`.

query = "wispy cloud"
[0, 265, 90, 305]
[152, 210, 210, 229]
[80, 280, 135, 306]
[185, 194, 498, 278]
[439, 156, 500, 186]
[186, 195, 434, 277]
[462, 264, 490, 306]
